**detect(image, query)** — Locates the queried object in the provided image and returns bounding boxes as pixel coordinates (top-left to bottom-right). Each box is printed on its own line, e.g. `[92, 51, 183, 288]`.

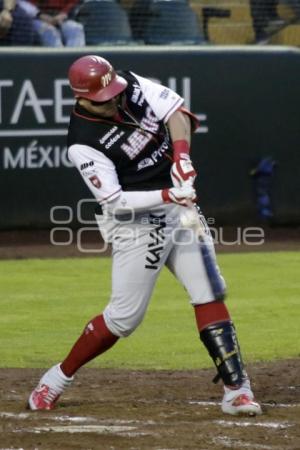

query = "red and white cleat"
[222, 393, 262, 416]
[222, 379, 262, 416]
[28, 364, 73, 411]
[28, 384, 60, 410]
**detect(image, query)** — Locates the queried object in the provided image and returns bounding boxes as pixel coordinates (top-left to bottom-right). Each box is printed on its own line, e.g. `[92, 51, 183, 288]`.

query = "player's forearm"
[104, 184, 196, 212]
[167, 110, 191, 146]
[105, 190, 163, 212]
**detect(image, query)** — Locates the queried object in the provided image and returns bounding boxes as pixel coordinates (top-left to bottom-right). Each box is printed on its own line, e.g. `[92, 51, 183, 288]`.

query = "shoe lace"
[233, 394, 251, 406]
[42, 385, 59, 404]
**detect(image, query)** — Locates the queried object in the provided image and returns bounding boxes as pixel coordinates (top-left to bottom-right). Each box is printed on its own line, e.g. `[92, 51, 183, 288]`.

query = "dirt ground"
[0, 228, 299, 449]
[0, 360, 299, 450]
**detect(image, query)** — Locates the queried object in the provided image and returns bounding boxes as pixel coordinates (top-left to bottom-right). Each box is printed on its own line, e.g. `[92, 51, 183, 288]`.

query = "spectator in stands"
[0, 0, 36, 44]
[281, 0, 300, 17]
[20, 0, 85, 47]
[250, 0, 284, 42]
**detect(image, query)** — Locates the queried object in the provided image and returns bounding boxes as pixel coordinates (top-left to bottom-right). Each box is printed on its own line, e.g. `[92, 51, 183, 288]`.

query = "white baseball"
[180, 208, 198, 228]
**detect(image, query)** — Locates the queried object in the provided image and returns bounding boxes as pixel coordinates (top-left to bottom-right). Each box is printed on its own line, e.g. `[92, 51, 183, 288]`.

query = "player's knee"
[103, 308, 144, 338]
[106, 319, 141, 338]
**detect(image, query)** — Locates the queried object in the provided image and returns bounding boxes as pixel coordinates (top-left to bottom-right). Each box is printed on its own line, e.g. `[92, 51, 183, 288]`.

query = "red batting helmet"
[68, 55, 127, 102]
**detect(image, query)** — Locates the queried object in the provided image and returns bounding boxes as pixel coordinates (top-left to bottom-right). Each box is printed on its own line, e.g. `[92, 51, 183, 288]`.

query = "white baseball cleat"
[222, 393, 262, 416]
[221, 380, 262, 416]
[28, 364, 73, 411]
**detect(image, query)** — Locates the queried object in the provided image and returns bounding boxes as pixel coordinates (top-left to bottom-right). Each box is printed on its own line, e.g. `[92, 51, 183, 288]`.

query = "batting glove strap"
[162, 185, 196, 206]
[173, 139, 190, 161]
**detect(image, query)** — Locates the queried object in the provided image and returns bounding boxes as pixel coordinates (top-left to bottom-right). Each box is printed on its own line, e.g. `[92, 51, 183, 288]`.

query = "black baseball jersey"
[68, 71, 188, 203]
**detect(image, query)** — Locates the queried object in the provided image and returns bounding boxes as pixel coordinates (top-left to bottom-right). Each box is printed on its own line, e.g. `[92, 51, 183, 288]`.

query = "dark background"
[0, 48, 299, 229]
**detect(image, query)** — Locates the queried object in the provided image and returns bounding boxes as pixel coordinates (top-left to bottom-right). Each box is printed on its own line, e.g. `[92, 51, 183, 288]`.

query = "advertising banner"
[0, 48, 299, 228]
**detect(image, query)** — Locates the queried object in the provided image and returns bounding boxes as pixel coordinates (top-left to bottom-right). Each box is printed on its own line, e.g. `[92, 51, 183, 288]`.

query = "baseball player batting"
[28, 55, 261, 416]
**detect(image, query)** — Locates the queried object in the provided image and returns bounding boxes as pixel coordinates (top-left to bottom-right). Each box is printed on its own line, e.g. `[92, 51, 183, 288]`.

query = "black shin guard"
[200, 320, 247, 386]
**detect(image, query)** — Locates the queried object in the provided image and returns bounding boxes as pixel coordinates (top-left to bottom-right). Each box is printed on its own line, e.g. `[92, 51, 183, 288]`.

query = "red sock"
[194, 301, 231, 331]
[60, 314, 119, 377]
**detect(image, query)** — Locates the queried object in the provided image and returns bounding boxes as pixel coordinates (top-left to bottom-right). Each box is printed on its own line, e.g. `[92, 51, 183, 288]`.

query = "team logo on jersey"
[120, 107, 159, 160]
[89, 175, 101, 189]
[137, 158, 155, 171]
[105, 131, 125, 149]
[159, 88, 170, 100]
[137, 142, 169, 170]
[80, 161, 94, 170]
[121, 130, 152, 160]
[99, 126, 118, 144]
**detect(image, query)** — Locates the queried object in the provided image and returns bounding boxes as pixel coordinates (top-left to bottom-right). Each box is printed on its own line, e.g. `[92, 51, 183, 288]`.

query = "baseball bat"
[183, 201, 226, 301]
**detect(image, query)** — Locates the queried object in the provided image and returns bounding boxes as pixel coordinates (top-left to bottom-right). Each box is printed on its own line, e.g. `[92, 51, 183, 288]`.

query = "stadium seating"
[78, 0, 300, 47]
[196, 0, 255, 45]
[136, 0, 205, 45]
[270, 3, 300, 45]
[6, 0, 297, 47]
[209, 6, 255, 44]
[277, 2, 298, 21]
[269, 23, 300, 45]
[129, 0, 153, 41]
[75, 0, 134, 45]
[189, 0, 300, 47]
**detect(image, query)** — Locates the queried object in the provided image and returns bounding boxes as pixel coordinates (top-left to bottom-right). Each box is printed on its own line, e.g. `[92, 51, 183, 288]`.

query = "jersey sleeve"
[68, 144, 121, 204]
[132, 72, 184, 123]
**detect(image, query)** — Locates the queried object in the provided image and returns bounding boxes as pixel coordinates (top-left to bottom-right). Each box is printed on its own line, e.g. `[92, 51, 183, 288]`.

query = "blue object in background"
[250, 157, 277, 220]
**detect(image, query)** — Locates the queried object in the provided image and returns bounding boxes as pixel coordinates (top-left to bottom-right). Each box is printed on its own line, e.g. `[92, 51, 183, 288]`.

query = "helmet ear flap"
[68, 55, 127, 102]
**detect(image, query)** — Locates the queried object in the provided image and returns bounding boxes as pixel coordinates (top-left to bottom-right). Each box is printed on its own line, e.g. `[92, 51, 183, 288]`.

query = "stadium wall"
[0, 47, 299, 229]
